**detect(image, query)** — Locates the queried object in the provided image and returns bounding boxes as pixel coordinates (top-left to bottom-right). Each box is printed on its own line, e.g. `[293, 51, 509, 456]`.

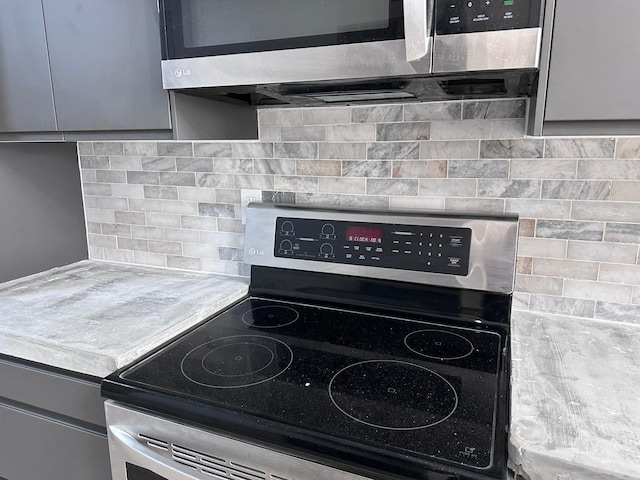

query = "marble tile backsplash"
[78, 98, 640, 325]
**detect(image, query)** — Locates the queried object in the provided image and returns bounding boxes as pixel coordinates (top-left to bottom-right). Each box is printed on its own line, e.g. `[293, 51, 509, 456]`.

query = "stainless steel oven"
[159, 0, 544, 106]
[102, 203, 518, 480]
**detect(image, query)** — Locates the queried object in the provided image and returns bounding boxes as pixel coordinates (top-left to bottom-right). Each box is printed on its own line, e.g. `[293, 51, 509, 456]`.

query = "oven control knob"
[321, 223, 335, 236]
[281, 221, 295, 234]
[320, 243, 334, 255]
[280, 239, 293, 252]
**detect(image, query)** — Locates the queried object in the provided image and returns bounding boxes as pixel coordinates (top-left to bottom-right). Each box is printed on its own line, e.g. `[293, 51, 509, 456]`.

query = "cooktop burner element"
[405, 329, 475, 360]
[180, 335, 293, 388]
[329, 360, 458, 430]
[241, 305, 299, 328]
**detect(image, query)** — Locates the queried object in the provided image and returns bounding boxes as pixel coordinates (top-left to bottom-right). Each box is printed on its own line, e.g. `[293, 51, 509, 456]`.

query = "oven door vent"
[136, 433, 293, 480]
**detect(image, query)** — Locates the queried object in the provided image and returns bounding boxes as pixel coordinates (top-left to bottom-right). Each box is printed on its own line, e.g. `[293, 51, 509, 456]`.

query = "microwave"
[159, 0, 544, 107]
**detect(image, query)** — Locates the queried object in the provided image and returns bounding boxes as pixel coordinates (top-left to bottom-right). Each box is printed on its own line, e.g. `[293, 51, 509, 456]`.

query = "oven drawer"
[105, 401, 373, 480]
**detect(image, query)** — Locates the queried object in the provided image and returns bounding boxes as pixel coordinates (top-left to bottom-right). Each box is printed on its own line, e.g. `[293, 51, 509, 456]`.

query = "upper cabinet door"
[42, 0, 171, 131]
[0, 0, 58, 132]
[544, 0, 640, 122]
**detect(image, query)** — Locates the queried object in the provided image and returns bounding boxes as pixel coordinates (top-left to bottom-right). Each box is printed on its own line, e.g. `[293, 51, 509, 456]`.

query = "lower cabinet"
[0, 356, 111, 480]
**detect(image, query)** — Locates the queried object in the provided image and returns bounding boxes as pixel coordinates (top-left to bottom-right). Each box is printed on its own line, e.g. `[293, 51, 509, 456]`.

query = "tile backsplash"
[78, 98, 640, 325]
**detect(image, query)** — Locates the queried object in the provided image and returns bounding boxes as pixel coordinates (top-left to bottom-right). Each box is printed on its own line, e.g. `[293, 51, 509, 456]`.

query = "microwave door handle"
[403, 0, 434, 62]
[109, 425, 202, 480]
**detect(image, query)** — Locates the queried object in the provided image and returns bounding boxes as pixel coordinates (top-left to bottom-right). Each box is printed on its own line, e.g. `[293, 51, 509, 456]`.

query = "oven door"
[160, 0, 434, 90]
[105, 401, 373, 480]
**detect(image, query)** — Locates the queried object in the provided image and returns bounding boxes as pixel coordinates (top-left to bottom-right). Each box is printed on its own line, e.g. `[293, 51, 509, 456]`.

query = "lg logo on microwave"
[174, 68, 192, 78]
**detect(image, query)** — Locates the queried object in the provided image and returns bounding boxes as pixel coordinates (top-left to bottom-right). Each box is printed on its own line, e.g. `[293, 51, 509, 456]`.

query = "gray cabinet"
[530, 0, 640, 135]
[0, 356, 111, 480]
[0, 0, 172, 140]
[0, 0, 57, 133]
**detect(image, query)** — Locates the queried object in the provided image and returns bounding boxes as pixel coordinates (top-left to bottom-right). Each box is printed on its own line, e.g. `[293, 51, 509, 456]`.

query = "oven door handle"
[403, 0, 434, 62]
[109, 425, 202, 480]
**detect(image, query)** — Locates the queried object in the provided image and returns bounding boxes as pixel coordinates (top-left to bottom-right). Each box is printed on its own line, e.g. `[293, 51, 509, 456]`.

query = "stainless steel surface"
[244, 203, 518, 294]
[433, 28, 542, 73]
[162, 39, 431, 90]
[403, 0, 433, 62]
[105, 400, 373, 480]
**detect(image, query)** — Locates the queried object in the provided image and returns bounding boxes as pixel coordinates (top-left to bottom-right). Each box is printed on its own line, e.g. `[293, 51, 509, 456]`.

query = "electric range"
[102, 203, 518, 480]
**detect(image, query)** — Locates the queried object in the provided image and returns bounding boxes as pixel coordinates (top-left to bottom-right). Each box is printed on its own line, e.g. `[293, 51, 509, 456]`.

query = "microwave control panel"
[435, 0, 542, 35]
[273, 217, 472, 276]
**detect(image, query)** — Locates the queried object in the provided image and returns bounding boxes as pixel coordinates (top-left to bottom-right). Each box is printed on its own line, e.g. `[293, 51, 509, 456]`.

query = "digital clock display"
[346, 226, 383, 243]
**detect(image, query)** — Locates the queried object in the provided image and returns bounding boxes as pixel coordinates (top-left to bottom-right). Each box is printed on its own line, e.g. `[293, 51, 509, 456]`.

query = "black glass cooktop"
[108, 297, 504, 471]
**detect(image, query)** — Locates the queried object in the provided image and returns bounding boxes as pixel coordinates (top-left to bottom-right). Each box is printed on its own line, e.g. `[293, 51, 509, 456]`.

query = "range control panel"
[274, 217, 472, 276]
[435, 0, 541, 35]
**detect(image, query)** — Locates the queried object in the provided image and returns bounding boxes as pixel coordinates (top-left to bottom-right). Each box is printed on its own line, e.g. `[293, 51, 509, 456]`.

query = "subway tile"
[81, 169, 97, 183]
[167, 256, 202, 271]
[615, 137, 640, 158]
[149, 240, 182, 255]
[159, 172, 196, 187]
[232, 142, 274, 158]
[462, 99, 526, 119]
[563, 279, 633, 304]
[319, 142, 367, 159]
[541, 180, 610, 200]
[124, 142, 158, 157]
[218, 247, 243, 261]
[217, 218, 245, 233]
[83, 183, 112, 196]
[367, 142, 420, 160]
[515, 275, 563, 296]
[536, 220, 604, 241]
[114, 211, 146, 225]
[127, 171, 159, 185]
[342, 160, 390, 178]
[131, 226, 164, 240]
[192, 142, 233, 157]
[505, 199, 572, 219]
[532, 258, 599, 280]
[183, 243, 218, 260]
[117, 237, 149, 252]
[88, 246, 103, 260]
[181, 215, 218, 231]
[199, 231, 242, 247]
[141, 157, 176, 171]
[567, 241, 638, 264]
[110, 156, 142, 170]
[133, 251, 166, 268]
[77, 142, 93, 155]
[634, 286, 640, 305]
[572, 201, 640, 223]
[177, 186, 215, 202]
[262, 191, 296, 205]
[367, 179, 418, 196]
[86, 221, 101, 234]
[389, 196, 445, 211]
[111, 184, 145, 199]
[274, 142, 318, 159]
[327, 124, 376, 142]
[512, 293, 530, 311]
[274, 175, 319, 192]
[201, 259, 240, 275]
[519, 218, 536, 237]
[85, 208, 116, 223]
[128, 198, 162, 213]
[258, 109, 303, 127]
[281, 126, 326, 142]
[420, 140, 479, 159]
[80, 156, 109, 169]
[577, 159, 640, 180]
[604, 223, 640, 244]
[217, 189, 242, 204]
[516, 237, 567, 259]
[258, 127, 281, 142]
[545, 138, 615, 158]
[510, 159, 577, 179]
[296, 160, 341, 176]
[444, 198, 505, 213]
[376, 122, 430, 141]
[157, 142, 192, 157]
[97, 197, 128, 210]
[96, 170, 126, 184]
[351, 105, 403, 123]
[147, 213, 181, 228]
[144, 186, 179, 200]
[253, 158, 296, 175]
[196, 173, 235, 189]
[404, 102, 462, 121]
[198, 203, 236, 218]
[480, 139, 544, 158]
[88, 234, 117, 249]
[176, 157, 214, 172]
[419, 179, 476, 197]
[471, 179, 540, 198]
[599, 264, 640, 284]
[104, 248, 135, 264]
[529, 294, 595, 318]
[165, 228, 200, 243]
[517, 257, 532, 274]
[595, 302, 640, 324]
[429, 119, 491, 141]
[234, 174, 274, 190]
[611, 181, 640, 201]
[161, 200, 199, 215]
[94, 142, 124, 156]
[302, 107, 351, 126]
[392, 160, 447, 179]
[490, 119, 526, 139]
[449, 160, 509, 179]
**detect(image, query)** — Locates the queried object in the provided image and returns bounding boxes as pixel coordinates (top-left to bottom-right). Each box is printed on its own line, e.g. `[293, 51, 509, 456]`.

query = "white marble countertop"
[0, 260, 249, 378]
[509, 310, 640, 480]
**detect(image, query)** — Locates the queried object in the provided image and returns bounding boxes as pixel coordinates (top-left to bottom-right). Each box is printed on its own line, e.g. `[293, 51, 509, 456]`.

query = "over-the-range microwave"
[159, 0, 544, 107]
